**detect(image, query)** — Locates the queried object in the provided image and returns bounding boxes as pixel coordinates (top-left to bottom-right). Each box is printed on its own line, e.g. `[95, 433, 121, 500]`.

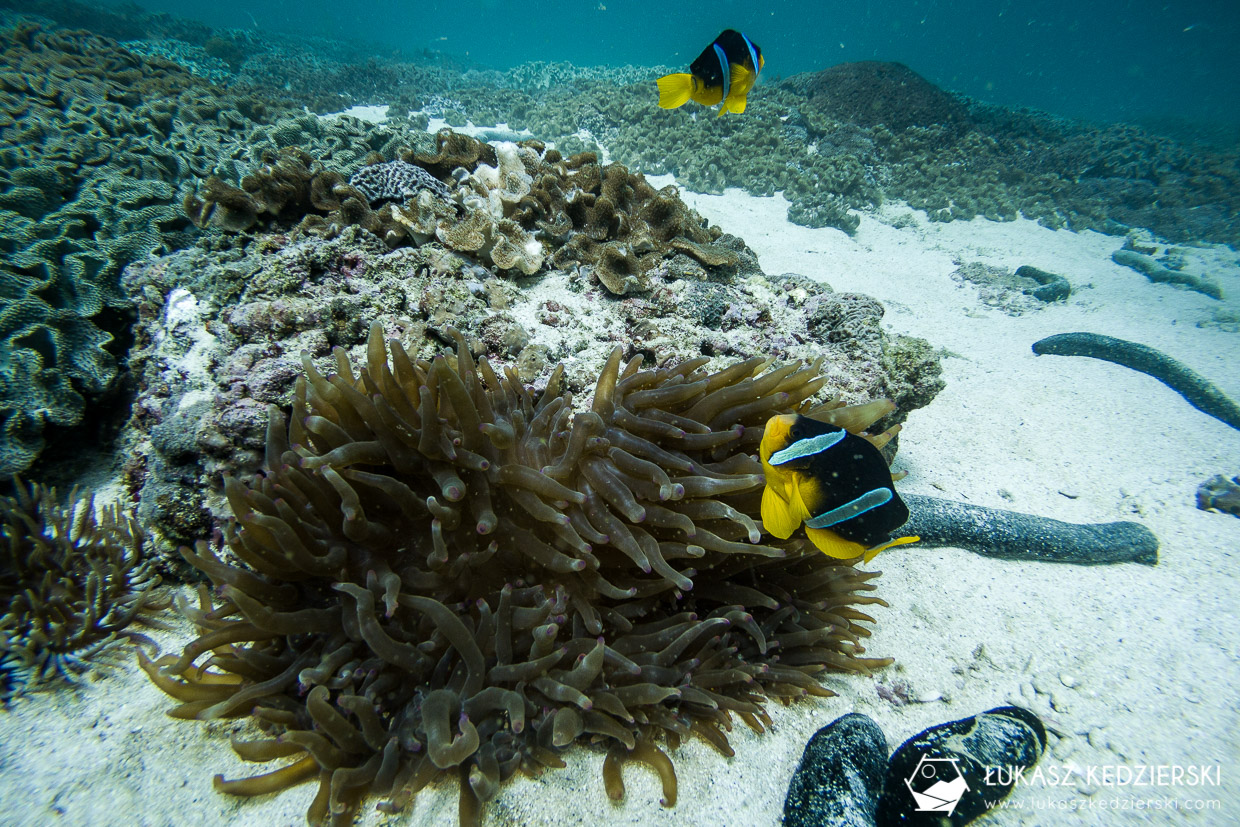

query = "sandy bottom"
[3, 187, 1238, 826]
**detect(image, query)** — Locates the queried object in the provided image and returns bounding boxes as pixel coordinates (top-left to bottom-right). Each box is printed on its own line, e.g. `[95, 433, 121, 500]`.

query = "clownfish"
[760, 414, 918, 563]
[657, 29, 764, 117]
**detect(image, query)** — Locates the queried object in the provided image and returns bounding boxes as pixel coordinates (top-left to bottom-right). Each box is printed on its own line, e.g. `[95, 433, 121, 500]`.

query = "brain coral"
[146, 322, 895, 825]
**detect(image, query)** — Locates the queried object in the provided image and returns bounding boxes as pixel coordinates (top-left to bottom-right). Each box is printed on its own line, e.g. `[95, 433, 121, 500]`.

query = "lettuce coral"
[146, 321, 897, 825]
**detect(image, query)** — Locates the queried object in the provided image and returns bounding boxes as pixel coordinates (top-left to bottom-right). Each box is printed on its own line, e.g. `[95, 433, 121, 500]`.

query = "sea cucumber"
[901, 493, 1158, 565]
[1032, 332, 1240, 431]
[1111, 249, 1222, 299]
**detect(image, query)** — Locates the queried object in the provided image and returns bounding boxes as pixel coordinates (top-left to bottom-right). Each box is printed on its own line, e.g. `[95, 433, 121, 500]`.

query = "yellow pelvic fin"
[719, 64, 754, 116]
[804, 525, 867, 561]
[656, 73, 694, 109]
[761, 485, 801, 540]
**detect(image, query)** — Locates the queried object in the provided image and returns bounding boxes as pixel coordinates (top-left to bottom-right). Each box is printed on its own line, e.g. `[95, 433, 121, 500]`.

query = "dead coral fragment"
[0, 480, 164, 699]
[152, 323, 891, 826]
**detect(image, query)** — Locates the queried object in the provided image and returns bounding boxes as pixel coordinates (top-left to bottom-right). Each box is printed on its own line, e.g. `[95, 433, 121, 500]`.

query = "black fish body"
[657, 29, 764, 116]
[760, 414, 914, 561]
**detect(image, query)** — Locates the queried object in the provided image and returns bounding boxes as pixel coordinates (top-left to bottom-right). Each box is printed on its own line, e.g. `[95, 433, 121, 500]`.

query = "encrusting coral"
[145, 321, 900, 825]
[0, 479, 165, 701]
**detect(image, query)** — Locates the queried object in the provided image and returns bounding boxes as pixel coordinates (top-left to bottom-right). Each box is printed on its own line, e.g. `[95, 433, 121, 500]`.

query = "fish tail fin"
[656, 73, 694, 109]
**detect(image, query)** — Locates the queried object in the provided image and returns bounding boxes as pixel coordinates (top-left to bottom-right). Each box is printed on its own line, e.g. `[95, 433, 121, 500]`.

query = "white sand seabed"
[3, 185, 1238, 827]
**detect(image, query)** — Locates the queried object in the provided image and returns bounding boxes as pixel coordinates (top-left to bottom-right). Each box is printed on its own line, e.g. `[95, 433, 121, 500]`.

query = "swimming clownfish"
[760, 414, 919, 563]
[656, 29, 764, 117]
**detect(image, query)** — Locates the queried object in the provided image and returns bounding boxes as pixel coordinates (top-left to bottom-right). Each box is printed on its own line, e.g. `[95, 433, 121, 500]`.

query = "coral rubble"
[146, 322, 898, 824]
[950, 261, 1069, 314]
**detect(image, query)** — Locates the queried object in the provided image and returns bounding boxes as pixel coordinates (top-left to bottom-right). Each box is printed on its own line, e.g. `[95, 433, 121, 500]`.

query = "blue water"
[113, 0, 1240, 135]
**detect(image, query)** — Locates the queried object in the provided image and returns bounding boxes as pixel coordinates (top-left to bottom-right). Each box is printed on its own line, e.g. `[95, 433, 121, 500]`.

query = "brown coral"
[146, 322, 897, 825]
[184, 148, 360, 232]
[804, 61, 970, 131]
[181, 131, 746, 291]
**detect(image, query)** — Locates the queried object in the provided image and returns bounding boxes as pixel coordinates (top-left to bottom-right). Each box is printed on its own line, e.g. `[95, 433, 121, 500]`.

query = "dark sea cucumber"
[901, 494, 1158, 565]
[1111, 250, 1222, 300]
[1032, 332, 1240, 432]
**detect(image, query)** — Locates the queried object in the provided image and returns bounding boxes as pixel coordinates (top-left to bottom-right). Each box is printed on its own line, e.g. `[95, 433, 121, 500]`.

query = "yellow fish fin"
[861, 535, 920, 564]
[759, 414, 798, 465]
[804, 528, 920, 563]
[656, 73, 694, 109]
[761, 485, 802, 539]
[718, 64, 753, 116]
[804, 526, 868, 560]
[791, 474, 827, 523]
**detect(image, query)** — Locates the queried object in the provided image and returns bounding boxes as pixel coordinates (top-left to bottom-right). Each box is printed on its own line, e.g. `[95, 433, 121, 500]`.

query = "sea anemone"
[0, 479, 165, 701]
[145, 322, 897, 825]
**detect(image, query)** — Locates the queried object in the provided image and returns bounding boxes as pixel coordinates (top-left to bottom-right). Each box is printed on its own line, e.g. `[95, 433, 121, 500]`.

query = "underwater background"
[112, 0, 1240, 142]
[2, 0, 1239, 824]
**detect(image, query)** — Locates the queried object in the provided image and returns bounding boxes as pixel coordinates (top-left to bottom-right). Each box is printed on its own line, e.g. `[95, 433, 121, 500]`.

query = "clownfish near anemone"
[760, 413, 919, 563]
[657, 29, 764, 117]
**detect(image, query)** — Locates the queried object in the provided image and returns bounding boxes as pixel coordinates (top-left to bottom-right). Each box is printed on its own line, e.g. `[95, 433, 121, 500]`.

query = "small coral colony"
[3, 25, 921, 827]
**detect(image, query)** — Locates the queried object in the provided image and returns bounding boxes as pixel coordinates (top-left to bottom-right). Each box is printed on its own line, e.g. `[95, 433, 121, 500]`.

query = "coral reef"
[0, 21, 319, 474]
[450, 63, 1240, 245]
[182, 132, 750, 289]
[119, 230, 940, 566]
[145, 322, 899, 824]
[348, 159, 455, 204]
[0, 479, 165, 699]
[1033, 333, 1240, 431]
